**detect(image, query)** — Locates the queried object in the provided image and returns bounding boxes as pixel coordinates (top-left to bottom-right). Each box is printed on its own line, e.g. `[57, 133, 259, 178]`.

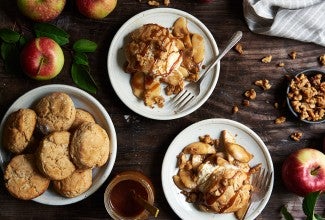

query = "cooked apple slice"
[130, 72, 145, 98]
[183, 142, 216, 154]
[178, 169, 197, 189]
[224, 142, 253, 163]
[192, 33, 205, 64]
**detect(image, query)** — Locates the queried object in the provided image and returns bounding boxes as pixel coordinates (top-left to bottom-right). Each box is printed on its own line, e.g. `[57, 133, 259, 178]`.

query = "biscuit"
[34, 92, 76, 135]
[70, 108, 95, 131]
[4, 154, 50, 200]
[2, 109, 37, 154]
[70, 122, 110, 169]
[53, 169, 92, 198]
[36, 131, 76, 180]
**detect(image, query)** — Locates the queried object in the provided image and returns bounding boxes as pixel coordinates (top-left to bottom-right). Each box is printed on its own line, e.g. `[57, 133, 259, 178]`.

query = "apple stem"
[37, 57, 44, 76]
[311, 166, 320, 176]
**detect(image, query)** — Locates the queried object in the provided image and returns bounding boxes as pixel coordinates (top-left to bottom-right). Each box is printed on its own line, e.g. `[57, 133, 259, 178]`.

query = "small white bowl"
[0, 84, 117, 205]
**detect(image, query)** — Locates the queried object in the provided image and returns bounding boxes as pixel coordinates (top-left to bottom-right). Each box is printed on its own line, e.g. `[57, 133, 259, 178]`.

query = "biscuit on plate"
[4, 154, 50, 200]
[70, 122, 110, 169]
[2, 109, 37, 154]
[53, 169, 92, 198]
[36, 131, 76, 180]
[70, 108, 95, 131]
[34, 92, 76, 135]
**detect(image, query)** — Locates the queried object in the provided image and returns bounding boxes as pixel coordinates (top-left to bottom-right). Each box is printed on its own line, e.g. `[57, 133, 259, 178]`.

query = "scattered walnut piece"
[164, 0, 170, 6]
[275, 116, 286, 124]
[255, 79, 272, 90]
[242, 99, 250, 106]
[319, 54, 325, 66]
[290, 132, 303, 141]
[234, 43, 244, 55]
[289, 51, 297, 59]
[274, 102, 279, 109]
[148, 0, 160, 6]
[261, 55, 272, 63]
[232, 105, 239, 114]
[244, 89, 256, 100]
[288, 73, 325, 121]
[278, 62, 285, 67]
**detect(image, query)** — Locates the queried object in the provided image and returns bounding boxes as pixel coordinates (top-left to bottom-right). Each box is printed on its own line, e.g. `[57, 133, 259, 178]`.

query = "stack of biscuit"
[2, 92, 110, 200]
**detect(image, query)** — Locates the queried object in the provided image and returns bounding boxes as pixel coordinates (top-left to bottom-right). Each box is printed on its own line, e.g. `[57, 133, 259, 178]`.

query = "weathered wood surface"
[0, 0, 324, 219]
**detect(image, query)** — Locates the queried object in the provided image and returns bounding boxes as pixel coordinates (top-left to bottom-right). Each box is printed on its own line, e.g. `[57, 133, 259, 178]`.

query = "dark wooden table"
[0, 0, 324, 219]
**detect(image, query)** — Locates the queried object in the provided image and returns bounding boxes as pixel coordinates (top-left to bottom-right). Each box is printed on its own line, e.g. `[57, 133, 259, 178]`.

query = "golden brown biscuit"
[4, 154, 50, 200]
[70, 108, 95, 131]
[53, 169, 92, 198]
[70, 122, 110, 169]
[34, 92, 76, 135]
[2, 109, 37, 154]
[36, 131, 76, 180]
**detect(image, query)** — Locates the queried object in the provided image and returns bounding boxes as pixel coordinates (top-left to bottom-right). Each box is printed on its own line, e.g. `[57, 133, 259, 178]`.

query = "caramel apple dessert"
[124, 17, 205, 108]
[173, 130, 261, 219]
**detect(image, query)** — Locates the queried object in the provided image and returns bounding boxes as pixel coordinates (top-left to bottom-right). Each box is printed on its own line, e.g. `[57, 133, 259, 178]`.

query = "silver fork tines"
[242, 168, 272, 220]
[172, 90, 194, 109]
[169, 31, 243, 112]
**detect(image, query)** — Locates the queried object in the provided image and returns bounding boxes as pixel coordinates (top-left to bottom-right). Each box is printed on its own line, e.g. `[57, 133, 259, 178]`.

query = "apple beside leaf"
[17, 0, 66, 22]
[20, 37, 64, 80]
[76, 0, 117, 20]
[282, 148, 325, 197]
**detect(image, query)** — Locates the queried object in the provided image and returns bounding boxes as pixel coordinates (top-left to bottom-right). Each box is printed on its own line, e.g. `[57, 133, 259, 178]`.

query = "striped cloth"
[243, 0, 325, 47]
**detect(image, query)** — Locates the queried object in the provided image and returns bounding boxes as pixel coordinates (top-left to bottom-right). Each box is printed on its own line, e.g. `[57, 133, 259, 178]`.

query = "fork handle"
[198, 31, 243, 82]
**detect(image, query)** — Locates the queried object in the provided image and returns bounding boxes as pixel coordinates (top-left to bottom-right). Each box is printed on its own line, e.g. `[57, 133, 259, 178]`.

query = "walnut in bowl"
[286, 69, 325, 124]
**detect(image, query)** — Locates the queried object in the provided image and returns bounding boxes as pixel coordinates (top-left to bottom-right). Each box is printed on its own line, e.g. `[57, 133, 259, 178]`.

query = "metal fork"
[170, 31, 243, 112]
[241, 168, 273, 220]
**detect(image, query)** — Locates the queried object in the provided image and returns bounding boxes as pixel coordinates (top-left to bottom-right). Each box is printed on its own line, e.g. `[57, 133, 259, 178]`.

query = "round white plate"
[0, 84, 117, 205]
[161, 118, 274, 220]
[107, 8, 219, 120]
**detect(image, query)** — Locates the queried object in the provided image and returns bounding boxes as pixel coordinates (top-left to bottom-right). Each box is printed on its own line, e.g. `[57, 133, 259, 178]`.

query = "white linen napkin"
[243, 0, 325, 47]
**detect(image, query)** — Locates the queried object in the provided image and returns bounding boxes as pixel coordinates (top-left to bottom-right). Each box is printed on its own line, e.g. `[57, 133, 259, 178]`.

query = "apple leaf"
[34, 23, 69, 46]
[303, 191, 323, 220]
[0, 29, 21, 43]
[280, 206, 294, 220]
[71, 63, 97, 94]
[73, 39, 97, 53]
[0, 42, 22, 75]
[73, 52, 89, 66]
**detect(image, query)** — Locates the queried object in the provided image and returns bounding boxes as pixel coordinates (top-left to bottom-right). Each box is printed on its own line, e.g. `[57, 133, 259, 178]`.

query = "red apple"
[76, 0, 117, 20]
[20, 37, 64, 80]
[17, 0, 66, 22]
[282, 148, 325, 197]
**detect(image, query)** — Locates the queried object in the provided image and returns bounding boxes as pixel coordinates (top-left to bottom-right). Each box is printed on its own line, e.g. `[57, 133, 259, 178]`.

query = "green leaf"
[34, 23, 69, 46]
[1, 42, 22, 74]
[1, 42, 13, 60]
[71, 63, 97, 94]
[303, 191, 322, 220]
[19, 35, 27, 48]
[280, 206, 294, 220]
[73, 52, 89, 66]
[73, 39, 97, 53]
[314, 214, 324, 220]
[0, 29, 21, 43]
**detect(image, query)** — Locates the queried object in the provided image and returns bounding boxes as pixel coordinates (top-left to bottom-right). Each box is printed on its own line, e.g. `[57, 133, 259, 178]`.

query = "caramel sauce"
[109, 180, 148, 218]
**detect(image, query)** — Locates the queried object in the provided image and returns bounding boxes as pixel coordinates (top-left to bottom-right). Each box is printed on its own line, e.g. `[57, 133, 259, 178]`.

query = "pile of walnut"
[173, 130, 261, 219]
[288, 73, 325, 121]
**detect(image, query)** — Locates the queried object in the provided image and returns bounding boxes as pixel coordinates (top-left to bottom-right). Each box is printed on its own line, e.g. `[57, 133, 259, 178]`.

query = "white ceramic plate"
[161, 118, 274, 220]
[107, 8, 219, 120]
[0, 84, 117, 205]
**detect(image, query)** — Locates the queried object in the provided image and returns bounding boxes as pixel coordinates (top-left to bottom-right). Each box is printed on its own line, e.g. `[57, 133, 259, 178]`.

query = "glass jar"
[104, 170, 155, 220]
